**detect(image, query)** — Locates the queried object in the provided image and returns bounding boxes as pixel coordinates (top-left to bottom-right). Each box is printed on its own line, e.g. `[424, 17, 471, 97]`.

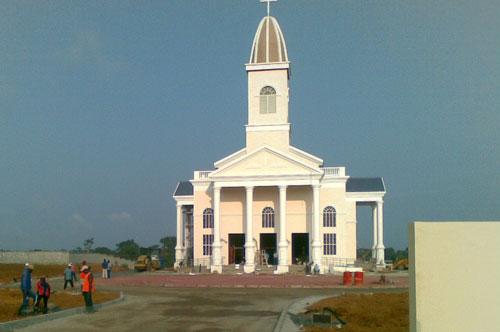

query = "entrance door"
[292, 233, 309, 264]
[228, 234, 245, 264]
[260, 233, 277, 265]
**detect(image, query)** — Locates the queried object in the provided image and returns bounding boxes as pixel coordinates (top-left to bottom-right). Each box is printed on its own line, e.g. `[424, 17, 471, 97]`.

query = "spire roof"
[249, 16, 289, 64]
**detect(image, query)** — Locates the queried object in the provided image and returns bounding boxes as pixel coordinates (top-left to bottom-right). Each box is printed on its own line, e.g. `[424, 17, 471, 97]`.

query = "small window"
[259, 86, 276, 114]
[203, 234, 214, 256]
[323, 233, 336, 255]
[203, 208, 214, 228]
[323, 206, 336, 227]
[262, 207, 275, 228]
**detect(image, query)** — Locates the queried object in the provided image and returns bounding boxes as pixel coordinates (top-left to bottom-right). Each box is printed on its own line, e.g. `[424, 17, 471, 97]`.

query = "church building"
[173, 5, 386, 274]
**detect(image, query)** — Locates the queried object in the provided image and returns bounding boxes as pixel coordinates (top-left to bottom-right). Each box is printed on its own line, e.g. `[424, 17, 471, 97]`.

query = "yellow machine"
[392, 258, 408, 270]
[134, 255, 161, 272]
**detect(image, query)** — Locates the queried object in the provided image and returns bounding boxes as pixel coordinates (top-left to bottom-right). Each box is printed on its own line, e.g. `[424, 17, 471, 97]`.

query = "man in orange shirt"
[80, 265, 95, 313]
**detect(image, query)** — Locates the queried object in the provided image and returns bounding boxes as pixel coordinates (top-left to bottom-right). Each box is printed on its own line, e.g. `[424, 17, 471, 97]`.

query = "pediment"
[210, 146, 322, 178]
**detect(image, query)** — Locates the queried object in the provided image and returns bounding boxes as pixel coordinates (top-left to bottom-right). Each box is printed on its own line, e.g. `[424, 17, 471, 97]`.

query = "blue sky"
[1, 1, 499, 251]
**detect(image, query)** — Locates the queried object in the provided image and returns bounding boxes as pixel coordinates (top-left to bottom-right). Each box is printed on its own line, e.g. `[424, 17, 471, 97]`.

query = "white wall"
[409, 221, 500, 332]
[0, 252, 134, 269]
[0, 251, 69, 265]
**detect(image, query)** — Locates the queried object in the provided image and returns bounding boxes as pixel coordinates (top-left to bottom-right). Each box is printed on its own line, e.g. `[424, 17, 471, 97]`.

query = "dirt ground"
[0, 264, 122, 323]
[304, 292, 408, 332]
[0, 264, 126, 284]
[0, 289, 119, 322]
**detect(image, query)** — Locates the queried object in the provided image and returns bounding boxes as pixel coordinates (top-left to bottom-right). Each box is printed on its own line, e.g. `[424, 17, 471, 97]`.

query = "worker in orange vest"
[80, 265, 95, 313]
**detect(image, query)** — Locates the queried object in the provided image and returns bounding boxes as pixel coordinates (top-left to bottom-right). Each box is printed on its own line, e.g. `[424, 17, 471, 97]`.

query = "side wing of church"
[173, 13, 386, 274]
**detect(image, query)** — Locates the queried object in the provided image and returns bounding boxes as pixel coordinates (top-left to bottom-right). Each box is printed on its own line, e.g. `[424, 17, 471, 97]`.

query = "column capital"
[245, 185, 254, 191]
[312, 184, 321, 190]
[278, 184, 288, 191]
[213, 186, 221, 192]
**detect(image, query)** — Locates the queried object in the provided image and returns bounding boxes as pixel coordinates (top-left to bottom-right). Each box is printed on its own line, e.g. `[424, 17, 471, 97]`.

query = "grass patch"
[304, 292, 408, 332]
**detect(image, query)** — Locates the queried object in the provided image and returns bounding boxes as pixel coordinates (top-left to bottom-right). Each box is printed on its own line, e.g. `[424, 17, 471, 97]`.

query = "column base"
[274, 265, 289, 274]
[210, 265, 222, 274]
[375, 246, 385, 267]
[311, 242, 322, 267]
[244, 243, 256, 267]
[243, 264, 255, 273]
[175, 246, 185, 269]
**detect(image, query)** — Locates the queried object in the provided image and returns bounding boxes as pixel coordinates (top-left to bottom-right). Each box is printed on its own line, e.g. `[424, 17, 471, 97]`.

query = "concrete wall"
[0, 252, 134, 269]
[69, 254, 135, 269]
[409, 221, 500, 332]
[0, 251, 69, 265]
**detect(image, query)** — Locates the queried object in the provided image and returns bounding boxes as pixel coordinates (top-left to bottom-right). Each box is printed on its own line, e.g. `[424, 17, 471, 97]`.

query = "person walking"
[70, 263, 77, 283]
[101, 259, 108, 279]
[81, 265, 95, 313]
[107, 260, 112, 279]
[19, 263, 36, 313]
[64, 264, 74, 290]
[34, 277, 51, 314]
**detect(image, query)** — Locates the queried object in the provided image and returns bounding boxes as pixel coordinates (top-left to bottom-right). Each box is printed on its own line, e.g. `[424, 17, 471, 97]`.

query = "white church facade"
[173, 8, 386, 274]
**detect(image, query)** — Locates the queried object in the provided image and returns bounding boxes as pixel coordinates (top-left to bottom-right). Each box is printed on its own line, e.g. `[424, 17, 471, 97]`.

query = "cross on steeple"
[260, 0, 277, 17]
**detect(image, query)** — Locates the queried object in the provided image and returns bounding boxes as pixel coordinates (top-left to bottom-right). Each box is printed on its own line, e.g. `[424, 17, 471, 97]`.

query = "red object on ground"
[343, 271, 353, 285]
[354, 271, 364, 285]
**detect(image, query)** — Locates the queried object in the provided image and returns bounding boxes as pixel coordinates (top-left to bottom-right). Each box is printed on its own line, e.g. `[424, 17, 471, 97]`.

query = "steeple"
[245, 9, 291, 153]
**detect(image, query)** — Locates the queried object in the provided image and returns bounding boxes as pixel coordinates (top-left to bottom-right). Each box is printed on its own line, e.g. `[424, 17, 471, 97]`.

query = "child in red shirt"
[35, 277, 51, 313]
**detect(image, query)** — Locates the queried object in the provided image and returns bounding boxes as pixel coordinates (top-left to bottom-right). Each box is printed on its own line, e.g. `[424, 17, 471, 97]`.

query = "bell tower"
[245, 11, 291, 153]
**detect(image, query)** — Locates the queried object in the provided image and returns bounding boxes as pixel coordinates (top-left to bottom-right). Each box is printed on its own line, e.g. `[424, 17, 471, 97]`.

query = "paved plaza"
[11, 272, 407, 332]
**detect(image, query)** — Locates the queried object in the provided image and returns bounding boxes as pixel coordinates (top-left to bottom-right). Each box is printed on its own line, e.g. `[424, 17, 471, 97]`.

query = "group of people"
[19, 260, 96, 315]
[101, 259, 112, 279]
[19, 264, 51, 314]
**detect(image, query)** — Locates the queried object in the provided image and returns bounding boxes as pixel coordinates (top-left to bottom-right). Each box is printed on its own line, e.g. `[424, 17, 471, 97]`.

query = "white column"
[375, 200, 385, 267]
[311, 184, 322, 271]
[211, 186, 223, 273]
[275, 185, 289, 274]
[371, 204, 378, 259]
[244, 186, 255, 273]
[175, 204, 184, 268]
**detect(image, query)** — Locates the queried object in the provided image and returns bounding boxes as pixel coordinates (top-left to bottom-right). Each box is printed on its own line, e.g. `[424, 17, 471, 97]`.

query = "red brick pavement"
[98, 274, 407, 289]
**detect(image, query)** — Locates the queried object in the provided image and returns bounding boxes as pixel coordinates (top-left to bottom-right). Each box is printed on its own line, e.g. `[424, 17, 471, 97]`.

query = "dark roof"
[346, 177, 385, 192]
[174, 181, 193, 196]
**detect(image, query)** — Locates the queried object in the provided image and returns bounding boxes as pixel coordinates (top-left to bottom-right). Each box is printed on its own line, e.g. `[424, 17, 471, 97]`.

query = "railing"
[321, 257, 356, 267]
[321, 167, 346, 177]
[192, 256, 226, 268]
[194, 170, 213, 180]
[193, 257, 211, 268]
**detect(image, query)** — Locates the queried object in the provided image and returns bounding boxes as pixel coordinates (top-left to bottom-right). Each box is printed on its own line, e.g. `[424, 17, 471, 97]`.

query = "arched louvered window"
[262, 207, 275, 228]
[259, 86, 276, 114]
[323, 206, 336, 227]
[203, 208, 214, 229]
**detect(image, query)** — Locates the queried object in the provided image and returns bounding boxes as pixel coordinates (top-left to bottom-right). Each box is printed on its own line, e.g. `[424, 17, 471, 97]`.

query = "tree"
[116, 239, 141, 260]
[83, 238, 94, 253]
[94, 246, 114, 255]
[160, 236, 176, 267]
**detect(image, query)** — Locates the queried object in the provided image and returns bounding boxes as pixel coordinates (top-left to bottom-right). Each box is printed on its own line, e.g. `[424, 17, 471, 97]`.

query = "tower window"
[262, 206, 275, 228]
[259, 86, 276, 114]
